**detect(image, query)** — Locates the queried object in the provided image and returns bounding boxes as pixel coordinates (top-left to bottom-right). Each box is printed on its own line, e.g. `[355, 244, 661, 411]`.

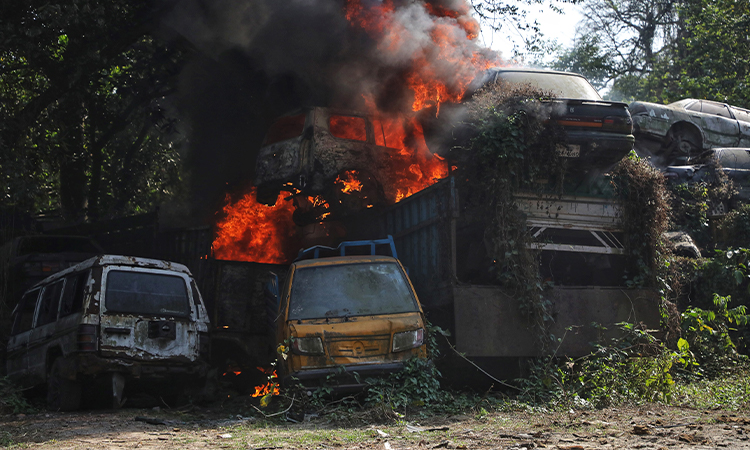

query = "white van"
[6, 255, 210, 410]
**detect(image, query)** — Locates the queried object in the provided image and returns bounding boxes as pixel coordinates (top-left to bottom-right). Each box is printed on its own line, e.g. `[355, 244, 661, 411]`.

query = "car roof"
[27, 254, 192, 290]
[489, 67, 588, 77]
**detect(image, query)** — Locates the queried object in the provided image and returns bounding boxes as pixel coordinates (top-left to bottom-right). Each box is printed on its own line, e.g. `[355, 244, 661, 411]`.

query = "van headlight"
[393, 328, 424, 352]
[292, 336, 324, 355]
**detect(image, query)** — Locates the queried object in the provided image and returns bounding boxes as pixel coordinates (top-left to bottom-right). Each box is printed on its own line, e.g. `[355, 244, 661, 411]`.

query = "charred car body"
[6, 255, 210, 410]
[629, 98, 750, 160]
[268, 238, 427, 392]
[255, 107, 442, 222]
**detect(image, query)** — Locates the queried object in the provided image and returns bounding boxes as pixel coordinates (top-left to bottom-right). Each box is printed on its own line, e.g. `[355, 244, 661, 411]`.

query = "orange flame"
[212, 188, 300, 264]
[251, 367, 280, 398]
[335, 170, 364, 194]
[211, 0, 491, 263]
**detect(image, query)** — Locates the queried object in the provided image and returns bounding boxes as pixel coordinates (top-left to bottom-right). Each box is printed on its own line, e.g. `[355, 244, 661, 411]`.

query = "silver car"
[629, 99, 750, 158]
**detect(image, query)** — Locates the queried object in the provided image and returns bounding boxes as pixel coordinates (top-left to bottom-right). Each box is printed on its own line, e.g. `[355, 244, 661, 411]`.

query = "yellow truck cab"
[270, 237, 427, 392]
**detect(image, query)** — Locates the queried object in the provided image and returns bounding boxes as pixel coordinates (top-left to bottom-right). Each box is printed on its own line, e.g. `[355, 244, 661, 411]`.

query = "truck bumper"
[285, 361, 407, 392]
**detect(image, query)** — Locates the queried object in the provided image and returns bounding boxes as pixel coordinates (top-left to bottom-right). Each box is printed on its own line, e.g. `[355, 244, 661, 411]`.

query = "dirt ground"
[2, 401, 750, 450]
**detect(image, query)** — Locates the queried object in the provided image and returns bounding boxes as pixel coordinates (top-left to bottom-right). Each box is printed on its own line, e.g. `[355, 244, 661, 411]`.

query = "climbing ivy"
[609, 154, 671, 289]
[456, 81, 568, 352]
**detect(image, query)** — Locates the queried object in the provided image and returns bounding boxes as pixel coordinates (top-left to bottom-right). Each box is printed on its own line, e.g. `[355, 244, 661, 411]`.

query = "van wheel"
[47, 359, 82, 411]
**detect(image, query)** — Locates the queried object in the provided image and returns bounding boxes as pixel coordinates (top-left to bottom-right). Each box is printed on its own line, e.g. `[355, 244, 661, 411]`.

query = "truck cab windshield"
[288, 262, 419, 320]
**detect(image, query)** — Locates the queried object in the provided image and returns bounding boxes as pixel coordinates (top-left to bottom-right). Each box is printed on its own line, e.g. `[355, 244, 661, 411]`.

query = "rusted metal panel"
[453, 285, 661, 357]
[383, 177, 456, 305]
[515, 191, 621, 229]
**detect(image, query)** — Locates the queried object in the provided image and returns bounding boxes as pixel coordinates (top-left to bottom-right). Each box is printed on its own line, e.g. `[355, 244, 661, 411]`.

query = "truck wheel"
[47, 358, 82, 411]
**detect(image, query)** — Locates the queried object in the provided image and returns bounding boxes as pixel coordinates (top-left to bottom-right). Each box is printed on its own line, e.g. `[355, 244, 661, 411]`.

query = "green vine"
[456, 81, 568, 353]
[609, 154, 671, 289]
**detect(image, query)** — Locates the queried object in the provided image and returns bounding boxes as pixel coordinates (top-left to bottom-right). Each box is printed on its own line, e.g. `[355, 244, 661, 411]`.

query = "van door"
[98, 267, 199, 362]
[6, 288, 41, 384]
[27, 279, 65, 381]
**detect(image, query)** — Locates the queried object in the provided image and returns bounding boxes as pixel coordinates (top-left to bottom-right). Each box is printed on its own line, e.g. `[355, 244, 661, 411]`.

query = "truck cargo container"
[340, 176, 661, 381]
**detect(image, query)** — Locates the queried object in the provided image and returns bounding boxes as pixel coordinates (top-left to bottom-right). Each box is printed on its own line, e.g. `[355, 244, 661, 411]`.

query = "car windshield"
[496, 71, 601, 100]
[288, 262, 419, 320]
[105, 270, 191, 318]
[263, 114, 306, 146]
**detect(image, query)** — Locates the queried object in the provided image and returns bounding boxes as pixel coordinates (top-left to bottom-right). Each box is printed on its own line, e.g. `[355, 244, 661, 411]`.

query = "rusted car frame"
[629, 98, 750, 160]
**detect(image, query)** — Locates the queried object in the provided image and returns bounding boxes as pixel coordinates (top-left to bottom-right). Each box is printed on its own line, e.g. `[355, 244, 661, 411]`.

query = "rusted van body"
[6, 255, 210, 410]
[273, 247, 427, 392]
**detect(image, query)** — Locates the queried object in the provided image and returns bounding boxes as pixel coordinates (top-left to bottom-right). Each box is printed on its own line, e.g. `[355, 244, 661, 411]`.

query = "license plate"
[556, 144, 580, 157]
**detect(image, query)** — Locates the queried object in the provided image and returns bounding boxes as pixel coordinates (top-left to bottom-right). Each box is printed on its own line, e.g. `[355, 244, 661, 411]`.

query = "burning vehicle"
[629, 98, 750, 160]
[267, 237, 427, 392]
[6, 255, 210, 410]
[255, 107, 448, 220]
[254, 70, 635, 223]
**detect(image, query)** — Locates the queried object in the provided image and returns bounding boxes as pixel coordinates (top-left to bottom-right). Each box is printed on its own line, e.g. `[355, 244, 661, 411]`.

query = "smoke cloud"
[161, 0, 499, 222]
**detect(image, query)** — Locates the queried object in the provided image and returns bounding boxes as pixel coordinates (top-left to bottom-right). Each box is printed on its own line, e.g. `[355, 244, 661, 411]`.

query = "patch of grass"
[225, 422, 376, 449]
[672, 364, 750, 410]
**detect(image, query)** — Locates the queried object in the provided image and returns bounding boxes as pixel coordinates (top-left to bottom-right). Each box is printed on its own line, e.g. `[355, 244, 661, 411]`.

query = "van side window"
[190, 280, 201, 319]
[329, 115, 367, 142]
[60, 271, 89, 317]
[11, 289, 40, 335]
[36, 279, 64, 326]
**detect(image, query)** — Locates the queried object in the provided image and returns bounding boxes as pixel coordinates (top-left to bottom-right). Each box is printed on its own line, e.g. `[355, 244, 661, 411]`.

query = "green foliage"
[456, 82, 568, 352]
[669, 183, 712, 246]
[672, 365, 750, 410]
[681, 293, 749, 376]
[0, 0, 187, 220]
[0, 376, 35, 415]
[556, 0, 750, 105]
[519, 323, 678, 408]
[551, 34, 615, 90]
[715, 206, 750, 250]
[690, 249, 750, 311]
[663, 0, 750, 107]
[364, 357, 444, 411]
[609, 154, 671, 288]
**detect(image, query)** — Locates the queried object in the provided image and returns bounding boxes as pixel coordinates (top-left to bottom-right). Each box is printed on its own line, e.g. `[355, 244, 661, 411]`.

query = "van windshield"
[288, 262, 419, 320]
[105, 270, 191, 318]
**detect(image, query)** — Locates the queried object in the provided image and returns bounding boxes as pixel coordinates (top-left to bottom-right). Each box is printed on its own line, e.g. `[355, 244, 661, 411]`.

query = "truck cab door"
[264, 272, 280, 334]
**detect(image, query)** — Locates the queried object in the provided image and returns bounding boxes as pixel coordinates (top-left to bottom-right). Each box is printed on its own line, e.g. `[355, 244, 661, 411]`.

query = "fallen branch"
[441, 334, 520, 391]
[250, 394, 296, 418]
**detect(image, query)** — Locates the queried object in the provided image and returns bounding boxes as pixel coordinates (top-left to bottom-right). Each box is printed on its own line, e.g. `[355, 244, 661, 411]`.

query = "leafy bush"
[715, 205, 750, 249]
[364, 357, 444, 411]
[681, 293, 749, 376]
[518, 323, 679, 408]
[0, 376, 34, 415]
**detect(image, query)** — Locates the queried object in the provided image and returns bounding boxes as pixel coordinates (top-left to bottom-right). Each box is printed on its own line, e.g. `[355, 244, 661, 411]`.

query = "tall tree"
[661, 0, 750, 107]
[0, 0, 188, 221]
